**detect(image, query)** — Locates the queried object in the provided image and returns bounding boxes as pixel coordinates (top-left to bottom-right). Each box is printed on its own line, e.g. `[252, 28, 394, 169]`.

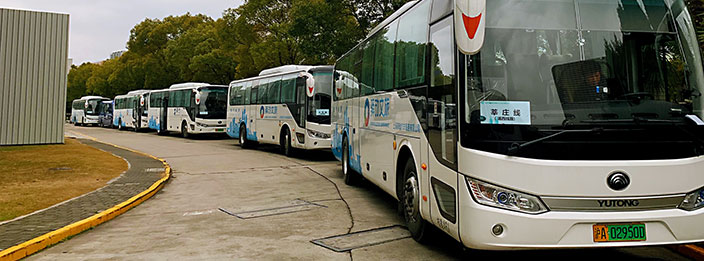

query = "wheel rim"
[404, 174, 420, 224]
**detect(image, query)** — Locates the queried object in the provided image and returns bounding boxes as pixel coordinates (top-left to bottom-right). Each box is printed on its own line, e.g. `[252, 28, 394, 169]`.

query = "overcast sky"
[1, 0, 243, 65]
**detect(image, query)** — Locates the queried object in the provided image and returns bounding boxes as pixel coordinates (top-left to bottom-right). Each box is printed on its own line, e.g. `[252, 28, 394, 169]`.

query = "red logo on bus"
[462, 13, 482, 39]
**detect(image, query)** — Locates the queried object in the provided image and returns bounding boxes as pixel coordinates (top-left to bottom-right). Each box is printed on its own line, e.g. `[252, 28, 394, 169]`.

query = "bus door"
[161, 96, 169, 132]
[426, 16, 459, 240]
[247, 84, 259, 141]
[133, 98, 140, 128]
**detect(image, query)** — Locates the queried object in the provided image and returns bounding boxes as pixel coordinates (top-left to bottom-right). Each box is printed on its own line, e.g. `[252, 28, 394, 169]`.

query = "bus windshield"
[461, 0, 704, 160]
[86, 99, 102, 115]
[198, 87, 228, 119]
[308, 71, 333, 124]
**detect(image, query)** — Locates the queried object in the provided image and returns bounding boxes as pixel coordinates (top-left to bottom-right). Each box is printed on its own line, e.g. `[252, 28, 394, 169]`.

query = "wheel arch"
[395, 143, 417, 201]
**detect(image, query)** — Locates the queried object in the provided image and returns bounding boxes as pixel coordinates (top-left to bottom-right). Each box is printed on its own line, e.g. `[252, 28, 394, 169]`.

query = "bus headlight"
[679, 187, 704, 211]
[307, 129, 331, 139]
[466, 177, 548, 214]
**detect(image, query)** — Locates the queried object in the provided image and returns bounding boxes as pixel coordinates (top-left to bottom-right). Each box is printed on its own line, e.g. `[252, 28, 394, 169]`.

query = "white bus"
[113, 90, 151, 131]
[70, 96, 109, 126]
[332, 0, 704, 249]
[226, 65, 333, 156]
[148, 83, 229, 137]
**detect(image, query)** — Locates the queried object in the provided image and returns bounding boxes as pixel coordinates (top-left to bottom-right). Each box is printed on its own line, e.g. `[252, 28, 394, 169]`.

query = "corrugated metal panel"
[0, 8, 69, 145]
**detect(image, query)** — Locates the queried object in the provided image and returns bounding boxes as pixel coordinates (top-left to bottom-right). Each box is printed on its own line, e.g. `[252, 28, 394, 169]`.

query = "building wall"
[0, 8, 69, 145]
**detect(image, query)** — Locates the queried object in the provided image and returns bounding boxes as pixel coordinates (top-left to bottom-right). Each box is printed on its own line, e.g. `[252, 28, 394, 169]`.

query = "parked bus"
[70, 96, 109, 126]
[226, 65, 333, 156]
[332, 0, 704, 249]
[148, 83, 229, 137]
[97, 100, 114, 128]
[113, 90, 151, 131]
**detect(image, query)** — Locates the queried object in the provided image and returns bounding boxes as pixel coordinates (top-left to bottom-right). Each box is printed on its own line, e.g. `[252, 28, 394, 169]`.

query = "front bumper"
[190, 125, 227, 134]
[457, 180, 704, 250]
[85, 116, 100, 124]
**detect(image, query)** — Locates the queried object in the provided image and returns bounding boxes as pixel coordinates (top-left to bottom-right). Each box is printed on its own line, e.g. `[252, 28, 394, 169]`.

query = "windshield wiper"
[507, 128, 604, 156]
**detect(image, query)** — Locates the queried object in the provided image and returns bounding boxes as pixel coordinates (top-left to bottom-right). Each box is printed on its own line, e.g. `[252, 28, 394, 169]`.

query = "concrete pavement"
[24, 124, 694, 260]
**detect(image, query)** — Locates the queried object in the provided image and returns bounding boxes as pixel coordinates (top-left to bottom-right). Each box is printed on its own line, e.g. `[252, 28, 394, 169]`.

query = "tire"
[281, 128, 293, 157]
[181, 121, 190, 138]
[239, 124, 250, 148]
[342, 137, 360, 185]
[117, 119, 123, 130]
[401, 158, 431, 243]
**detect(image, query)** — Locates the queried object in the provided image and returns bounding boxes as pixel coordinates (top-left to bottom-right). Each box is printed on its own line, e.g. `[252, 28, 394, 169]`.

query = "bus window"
[394, 0, 431, 89]
[281, 74, 297, 103]
[373, 21, 398, 93]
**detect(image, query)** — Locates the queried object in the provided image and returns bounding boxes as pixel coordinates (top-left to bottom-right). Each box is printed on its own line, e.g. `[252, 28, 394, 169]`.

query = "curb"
[0, 132, 171, 261]
[668, 244, 704, 261]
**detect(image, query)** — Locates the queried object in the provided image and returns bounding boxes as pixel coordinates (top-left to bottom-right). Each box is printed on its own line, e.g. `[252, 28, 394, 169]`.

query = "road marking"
[183, 210, 214, 216]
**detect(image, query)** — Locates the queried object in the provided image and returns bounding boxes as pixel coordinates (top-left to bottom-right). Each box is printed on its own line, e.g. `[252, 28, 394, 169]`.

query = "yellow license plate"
[593, 223, 646, 242]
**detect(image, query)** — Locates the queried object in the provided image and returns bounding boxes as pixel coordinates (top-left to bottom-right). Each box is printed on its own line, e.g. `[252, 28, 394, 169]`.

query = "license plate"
[593, 223, 646, 242]
[215, 129, 224, 132]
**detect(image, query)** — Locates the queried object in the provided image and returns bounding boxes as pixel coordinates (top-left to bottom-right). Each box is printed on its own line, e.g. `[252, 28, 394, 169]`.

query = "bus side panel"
[226, 105, 246, 138]
[360, 93, 396, 193]
[255, 104, 279, 145]
[332, 103, 344, 161]
[350, 97, 363, 174]
[246, 104, 258, 141]
[148, 108, 160, 131]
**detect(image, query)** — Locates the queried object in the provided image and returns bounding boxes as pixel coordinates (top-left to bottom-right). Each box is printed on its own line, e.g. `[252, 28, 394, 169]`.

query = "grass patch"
[0, 138, 128, 222]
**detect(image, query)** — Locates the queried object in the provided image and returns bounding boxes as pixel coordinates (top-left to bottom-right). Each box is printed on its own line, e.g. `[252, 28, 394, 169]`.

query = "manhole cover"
[219, 200, 326, 219]
[312, 225, 411, 252]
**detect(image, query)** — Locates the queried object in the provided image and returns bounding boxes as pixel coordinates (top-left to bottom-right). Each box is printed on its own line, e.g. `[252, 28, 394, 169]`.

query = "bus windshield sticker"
[479, 101, 531, 125]
[316, 109, 330, 116]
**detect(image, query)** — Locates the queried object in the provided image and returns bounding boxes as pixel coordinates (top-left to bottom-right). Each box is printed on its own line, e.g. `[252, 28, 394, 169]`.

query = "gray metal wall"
[0, 8, 69, 145]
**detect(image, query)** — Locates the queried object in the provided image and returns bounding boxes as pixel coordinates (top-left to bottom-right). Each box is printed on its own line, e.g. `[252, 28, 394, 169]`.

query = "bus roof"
[169, 82, 210, 90]
[230, 65, 332, 87]
[79, 96, 108, 101]
[127, 90, 151, 95]
[258, 65, 333, 76]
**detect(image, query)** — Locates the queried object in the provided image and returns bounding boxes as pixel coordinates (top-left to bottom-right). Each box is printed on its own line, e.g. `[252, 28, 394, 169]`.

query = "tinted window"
[374, 21, 398, 93]
[281, 74, 297, 103]
[395, 0, 431, 88]
[361, 38, 376, 95]
[267, 77, 282, 104]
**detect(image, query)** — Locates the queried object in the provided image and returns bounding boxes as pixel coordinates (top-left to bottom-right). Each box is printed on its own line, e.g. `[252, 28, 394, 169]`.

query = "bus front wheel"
[281, 128, 293, 157]
[181, 121, 190, 138]
[239, 125, 250, 149]
[402, 158, 431, 243]
[342, 137, 360, 185]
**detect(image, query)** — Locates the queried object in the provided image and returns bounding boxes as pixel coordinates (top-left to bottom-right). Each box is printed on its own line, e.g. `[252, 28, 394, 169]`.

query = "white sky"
[1, 0, 243, 65]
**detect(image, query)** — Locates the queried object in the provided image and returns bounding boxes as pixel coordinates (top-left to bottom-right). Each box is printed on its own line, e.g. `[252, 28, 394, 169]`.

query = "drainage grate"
[311, 225, 411, 252]
[219, 200, 326, 219]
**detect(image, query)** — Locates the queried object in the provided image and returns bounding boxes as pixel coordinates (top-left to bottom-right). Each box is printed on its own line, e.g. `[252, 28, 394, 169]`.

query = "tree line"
[66, 0, 411, 102]
[67, 0, 704, 103]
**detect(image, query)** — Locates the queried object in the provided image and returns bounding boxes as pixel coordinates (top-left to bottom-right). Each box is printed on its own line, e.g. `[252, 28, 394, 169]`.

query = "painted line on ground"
[0, 131, 172, 261]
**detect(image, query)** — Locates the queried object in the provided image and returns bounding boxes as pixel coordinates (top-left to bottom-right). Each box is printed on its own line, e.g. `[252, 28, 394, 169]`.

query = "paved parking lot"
[27, 124, 692, 260]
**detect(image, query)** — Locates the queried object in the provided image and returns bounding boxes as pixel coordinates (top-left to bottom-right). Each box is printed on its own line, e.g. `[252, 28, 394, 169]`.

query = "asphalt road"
[28, 124, 692, 260]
